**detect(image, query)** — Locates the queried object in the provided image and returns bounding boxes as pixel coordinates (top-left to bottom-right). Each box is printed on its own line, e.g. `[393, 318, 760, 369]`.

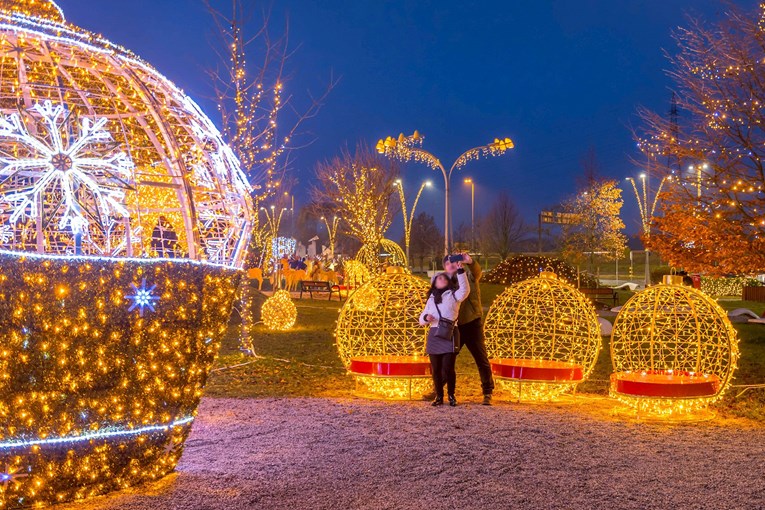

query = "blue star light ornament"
[126, 278, 159, 317]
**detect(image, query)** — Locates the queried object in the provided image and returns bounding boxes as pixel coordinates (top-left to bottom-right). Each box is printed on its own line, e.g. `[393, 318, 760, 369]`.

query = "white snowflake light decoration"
[126, 278, 160, 317]
[0, 100, 135, 236]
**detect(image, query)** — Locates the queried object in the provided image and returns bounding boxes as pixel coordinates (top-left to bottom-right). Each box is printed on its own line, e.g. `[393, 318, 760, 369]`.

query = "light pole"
[377, 131, 514, 255]
[321, 215, 340, 256]
[626, 172, 670, 288]
[393, 179, 432, 266]
[463, 178, 475, 251]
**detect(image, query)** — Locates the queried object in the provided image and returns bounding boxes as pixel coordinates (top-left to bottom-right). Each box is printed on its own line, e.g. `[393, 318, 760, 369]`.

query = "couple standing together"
[418, 253, 494, 407]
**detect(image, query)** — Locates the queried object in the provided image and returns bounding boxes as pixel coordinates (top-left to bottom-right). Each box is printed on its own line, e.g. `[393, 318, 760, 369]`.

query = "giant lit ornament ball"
[484, 271, 601, 401]
[610, 275, 739, 418]
[335, 272, 430, 399]
[0, 1, 253, 508]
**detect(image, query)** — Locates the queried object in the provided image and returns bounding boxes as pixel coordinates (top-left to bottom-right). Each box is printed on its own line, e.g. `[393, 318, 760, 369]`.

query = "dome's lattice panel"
[0, 10, 252, 267]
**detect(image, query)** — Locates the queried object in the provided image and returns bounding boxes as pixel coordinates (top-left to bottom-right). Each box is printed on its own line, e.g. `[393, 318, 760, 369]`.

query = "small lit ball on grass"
[262, 290, 297, 331]
[484, 270, 601, 402]
[610, 275, 739, 419]
[335, 272, 430, 399]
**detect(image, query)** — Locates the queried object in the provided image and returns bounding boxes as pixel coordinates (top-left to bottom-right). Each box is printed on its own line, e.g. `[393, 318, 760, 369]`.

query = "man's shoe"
[448, 395, 457, 407]
[482, 394, 493, 406]
[431, 396, 444, 407]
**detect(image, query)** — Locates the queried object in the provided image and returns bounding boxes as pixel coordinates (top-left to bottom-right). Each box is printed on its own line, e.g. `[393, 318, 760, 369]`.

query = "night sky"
[61, 0, 753, 237]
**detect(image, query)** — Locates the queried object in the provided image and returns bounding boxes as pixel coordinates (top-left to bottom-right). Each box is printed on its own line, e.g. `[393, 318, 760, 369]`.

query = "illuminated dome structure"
[0, 2, 252, 508]
[484, 271, 601, 401]
[610, 275, 739, 418]
[335, 272, 430, 399]
[356, 238, 407, 274]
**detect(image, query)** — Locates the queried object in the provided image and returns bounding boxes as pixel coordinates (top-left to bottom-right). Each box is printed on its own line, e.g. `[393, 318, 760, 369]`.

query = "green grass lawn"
[206, 284, 765, 420]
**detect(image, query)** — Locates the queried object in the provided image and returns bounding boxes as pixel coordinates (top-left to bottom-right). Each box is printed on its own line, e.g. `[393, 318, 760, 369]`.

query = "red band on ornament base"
[611, 370, 721, 398]
[349, 355, 431, 377]
[490, 358, 584, 382]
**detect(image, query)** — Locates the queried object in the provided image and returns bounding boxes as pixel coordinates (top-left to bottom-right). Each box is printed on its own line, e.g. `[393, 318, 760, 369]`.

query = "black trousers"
[458, 318, 495, 395]
[429, 353, 457, 398]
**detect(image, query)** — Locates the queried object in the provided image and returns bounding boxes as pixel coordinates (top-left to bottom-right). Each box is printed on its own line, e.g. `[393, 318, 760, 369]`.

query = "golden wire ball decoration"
[335, 272, 430, 399]
[343, 259, 371, 288]
[261, 290, 297, 331]
[610, 275, 739, 417]
[484, 270, 602, 401]
[355, 238, 407, 274]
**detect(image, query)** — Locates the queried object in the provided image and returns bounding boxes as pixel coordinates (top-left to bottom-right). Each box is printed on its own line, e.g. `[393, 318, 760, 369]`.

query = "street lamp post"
[463, 178, 475, 251]
[393, 179, 432, 266]
[626, 172, 670, 288]
[377, 131, 514, 255]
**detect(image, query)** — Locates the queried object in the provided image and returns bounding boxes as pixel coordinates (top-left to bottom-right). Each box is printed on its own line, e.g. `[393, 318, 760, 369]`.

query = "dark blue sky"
[62, 0, 751, 236]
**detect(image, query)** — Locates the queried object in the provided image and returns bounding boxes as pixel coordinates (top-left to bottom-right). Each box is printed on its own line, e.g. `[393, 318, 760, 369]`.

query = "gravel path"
[64, 397, 765, 510]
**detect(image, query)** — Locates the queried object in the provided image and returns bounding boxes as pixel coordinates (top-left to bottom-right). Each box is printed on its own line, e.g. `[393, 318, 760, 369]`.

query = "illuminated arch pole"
[377, 131, 514, 254]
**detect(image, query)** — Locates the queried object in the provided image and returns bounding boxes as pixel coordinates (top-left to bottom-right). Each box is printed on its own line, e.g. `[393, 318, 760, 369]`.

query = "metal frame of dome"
[335, 271, 431, 399]
[610, 275, 740, 418]
[0, 1, 253, 268]
[484, 271, 602, 401]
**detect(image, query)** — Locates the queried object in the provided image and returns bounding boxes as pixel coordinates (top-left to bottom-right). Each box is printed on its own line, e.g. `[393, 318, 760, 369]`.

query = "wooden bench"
[580, 287, 618, 308]
[300, 280, 341, 301]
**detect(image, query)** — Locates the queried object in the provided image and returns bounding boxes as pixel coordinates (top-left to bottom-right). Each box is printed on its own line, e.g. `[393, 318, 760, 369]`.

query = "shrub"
[484, 255, 599, 287]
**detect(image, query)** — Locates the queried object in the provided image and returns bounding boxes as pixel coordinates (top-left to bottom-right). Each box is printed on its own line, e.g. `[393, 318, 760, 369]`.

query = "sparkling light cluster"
[484, 271, 602, 401]
[700, 276, 761, 297]
[0, 252, 240, 508]
[261, 290, 297, 331]
[335, 272, 429, 399]
[0, 0, 252, 265]
[610, 276, 740, 417]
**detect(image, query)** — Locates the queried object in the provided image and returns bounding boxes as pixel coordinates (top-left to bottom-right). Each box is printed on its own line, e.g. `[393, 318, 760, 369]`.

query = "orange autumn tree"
[638, 5, 765, 274]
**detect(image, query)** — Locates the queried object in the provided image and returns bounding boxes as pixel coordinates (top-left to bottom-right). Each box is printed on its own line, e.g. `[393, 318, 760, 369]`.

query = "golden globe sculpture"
[610, 275, 739, 418]
[355, 238, 407, 274]
[335, 272, 430, 399]
[0, 2, 252, 507]
[484, 271, 602, 401]
[261, 290, 297, 331]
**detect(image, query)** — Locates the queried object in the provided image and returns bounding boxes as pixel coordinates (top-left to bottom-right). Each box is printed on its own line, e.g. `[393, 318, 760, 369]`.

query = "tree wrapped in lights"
[484, 271, 602, 401]
[610, 275, 739, 418]
[561, 179, 627, 274]
[637, 5, 765, 274]
[0, 2, 252, 507]
[335, 272, 431, 399]
[261, 290, 297, 331]
[312, 146, 399, 268]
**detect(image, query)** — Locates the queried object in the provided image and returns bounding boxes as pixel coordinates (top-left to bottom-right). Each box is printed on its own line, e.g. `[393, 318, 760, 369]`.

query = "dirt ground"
[63, 396, 765, 510]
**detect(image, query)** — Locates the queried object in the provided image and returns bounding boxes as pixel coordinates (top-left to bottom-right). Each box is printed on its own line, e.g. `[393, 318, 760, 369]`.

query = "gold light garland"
[335, 272, 430, 399]
[0, 252, 240, 508]
[484, 271, 602, 401]
[610, 275, 740, 418]
[261, 290, 297, 331]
